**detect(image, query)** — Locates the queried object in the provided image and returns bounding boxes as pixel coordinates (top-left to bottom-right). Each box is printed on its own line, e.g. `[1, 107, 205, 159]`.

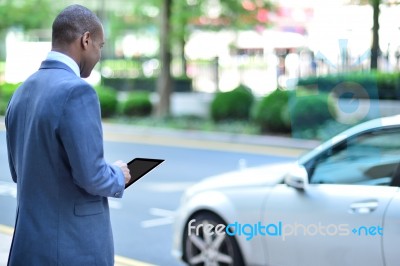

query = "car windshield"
[308, 128, 400, 185]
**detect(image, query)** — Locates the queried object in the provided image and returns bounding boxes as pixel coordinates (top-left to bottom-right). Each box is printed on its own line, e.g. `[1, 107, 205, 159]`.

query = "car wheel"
[183, 212, 244, 266]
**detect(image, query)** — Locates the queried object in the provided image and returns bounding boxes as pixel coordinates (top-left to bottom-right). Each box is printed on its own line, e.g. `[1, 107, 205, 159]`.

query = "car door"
[262, 127, 400, 266]
[382, 165, 400, 266]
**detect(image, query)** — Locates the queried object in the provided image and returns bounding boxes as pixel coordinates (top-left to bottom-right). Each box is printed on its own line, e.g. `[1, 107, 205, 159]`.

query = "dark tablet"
[125, 158, 164, 189]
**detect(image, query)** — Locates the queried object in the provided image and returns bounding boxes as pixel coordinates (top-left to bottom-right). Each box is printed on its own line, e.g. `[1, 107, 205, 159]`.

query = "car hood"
[185, 161, 295, 196]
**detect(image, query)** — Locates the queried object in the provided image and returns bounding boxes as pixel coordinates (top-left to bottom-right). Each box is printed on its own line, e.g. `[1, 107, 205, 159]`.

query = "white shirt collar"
[46, 51, 80, 77]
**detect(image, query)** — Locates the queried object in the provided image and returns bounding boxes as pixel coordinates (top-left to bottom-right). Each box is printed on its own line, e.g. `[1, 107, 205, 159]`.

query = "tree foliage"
[0, 0, 54, 31]
[170, 0, 275, 45]
[154, 0, 275, 117]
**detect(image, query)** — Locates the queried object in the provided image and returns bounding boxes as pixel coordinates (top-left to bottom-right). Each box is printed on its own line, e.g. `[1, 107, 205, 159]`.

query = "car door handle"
[349, 200, 379, 214]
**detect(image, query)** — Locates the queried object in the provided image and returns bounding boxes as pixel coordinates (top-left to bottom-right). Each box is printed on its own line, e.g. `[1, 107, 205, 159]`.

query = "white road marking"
[141, 208, 176, 228]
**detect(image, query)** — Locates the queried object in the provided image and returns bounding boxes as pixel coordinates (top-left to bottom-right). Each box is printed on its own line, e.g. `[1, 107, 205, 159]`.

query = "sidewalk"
[0, 116, 320, 152]
[0, 117, 320, 265]
[101, 122, 320, 158]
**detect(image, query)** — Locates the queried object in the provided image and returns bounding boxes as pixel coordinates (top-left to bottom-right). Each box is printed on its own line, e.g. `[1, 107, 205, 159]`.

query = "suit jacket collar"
[39, 60, 77, 76]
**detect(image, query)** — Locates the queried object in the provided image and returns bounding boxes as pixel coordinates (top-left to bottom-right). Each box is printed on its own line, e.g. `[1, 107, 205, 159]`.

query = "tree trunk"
[180, 36, 187, 76]
[370, 0, 380, 70]
[155, 0, 173, 118]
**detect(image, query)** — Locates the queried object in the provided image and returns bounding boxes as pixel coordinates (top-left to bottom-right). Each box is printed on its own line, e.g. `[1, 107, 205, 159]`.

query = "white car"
[172, 115, 400, 266]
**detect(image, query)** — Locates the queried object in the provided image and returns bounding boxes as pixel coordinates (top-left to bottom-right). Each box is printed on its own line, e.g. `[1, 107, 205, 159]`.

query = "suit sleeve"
[58, 83, 125, 198]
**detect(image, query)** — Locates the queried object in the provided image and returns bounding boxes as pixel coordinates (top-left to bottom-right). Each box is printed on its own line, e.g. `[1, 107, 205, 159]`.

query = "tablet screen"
[125, 158, 164, 189]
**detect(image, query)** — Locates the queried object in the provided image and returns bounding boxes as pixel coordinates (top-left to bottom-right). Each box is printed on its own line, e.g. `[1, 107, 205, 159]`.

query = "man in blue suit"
[5, 5, 131, 265]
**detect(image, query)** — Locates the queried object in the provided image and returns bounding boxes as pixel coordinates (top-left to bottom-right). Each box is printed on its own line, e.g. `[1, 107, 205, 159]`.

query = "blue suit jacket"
[5, 60, 125, 265]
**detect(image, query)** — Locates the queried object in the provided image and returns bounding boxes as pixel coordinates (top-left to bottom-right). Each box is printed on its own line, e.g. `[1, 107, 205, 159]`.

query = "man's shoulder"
[61, 77, 97, 99]
[20, 66, 95, 99]
[25, 67, 86, 88]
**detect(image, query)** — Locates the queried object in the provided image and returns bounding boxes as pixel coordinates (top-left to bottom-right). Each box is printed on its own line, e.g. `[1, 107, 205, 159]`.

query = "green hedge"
[297, 71, 400, 100]
[0, 101, 7, 115]
[251, 89, 291, 133]
[94, 85, 118, 118]
[289, 90, 336, 137]
[0, 83, 121, 118]
[210, 85, 254, 121]
[102, 77, 193, 92]
[120, 92, 152, 117]
[0, 83, 20, 115]
[252, 88, 337, 137]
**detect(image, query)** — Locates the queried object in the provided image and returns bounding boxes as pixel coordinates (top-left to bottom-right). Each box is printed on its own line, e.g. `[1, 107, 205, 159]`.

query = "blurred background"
[1, 0, 400, 140]
[2, 1, 400, 265]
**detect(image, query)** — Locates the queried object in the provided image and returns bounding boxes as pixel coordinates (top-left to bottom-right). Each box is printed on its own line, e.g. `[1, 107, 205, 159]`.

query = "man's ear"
[81, 31, 91, 50]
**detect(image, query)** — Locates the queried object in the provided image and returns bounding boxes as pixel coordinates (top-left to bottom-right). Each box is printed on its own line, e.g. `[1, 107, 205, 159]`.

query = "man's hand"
[113, 160, 131, 184]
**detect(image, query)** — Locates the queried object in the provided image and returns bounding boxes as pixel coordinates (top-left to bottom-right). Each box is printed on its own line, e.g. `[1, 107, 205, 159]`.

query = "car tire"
[183, 212, 244, 266]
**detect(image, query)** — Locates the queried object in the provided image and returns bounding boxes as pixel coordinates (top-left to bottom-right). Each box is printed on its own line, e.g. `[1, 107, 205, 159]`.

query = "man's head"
[52, 5, 105, 78]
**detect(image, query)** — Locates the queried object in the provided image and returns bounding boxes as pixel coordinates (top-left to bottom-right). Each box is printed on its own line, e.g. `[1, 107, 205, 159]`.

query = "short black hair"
[52, 4, 102, 46]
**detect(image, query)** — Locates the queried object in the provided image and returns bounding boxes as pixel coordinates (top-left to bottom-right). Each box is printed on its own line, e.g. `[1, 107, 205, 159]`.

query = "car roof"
[298, 114, 400, 164]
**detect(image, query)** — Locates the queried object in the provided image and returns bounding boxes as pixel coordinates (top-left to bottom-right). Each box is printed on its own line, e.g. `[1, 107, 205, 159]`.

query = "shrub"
[94, 85, 118, 118]
[120, 92, 152, 117]
[0, 83, 20, 99]
[210, 85, 254, 121]
[251, 89, 291, 133]
[297, 72, 400, 100]
[0, 101, 8, 115]
[0, 83, 20, 115]
[289, 90, 337, 137]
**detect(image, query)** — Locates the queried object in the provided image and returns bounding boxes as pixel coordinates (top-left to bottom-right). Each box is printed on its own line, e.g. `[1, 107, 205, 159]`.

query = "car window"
[309, 128, 400, 186]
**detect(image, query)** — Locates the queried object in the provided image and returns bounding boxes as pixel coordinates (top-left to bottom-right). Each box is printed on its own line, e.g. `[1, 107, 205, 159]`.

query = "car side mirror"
[284, 164, 309, 190]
